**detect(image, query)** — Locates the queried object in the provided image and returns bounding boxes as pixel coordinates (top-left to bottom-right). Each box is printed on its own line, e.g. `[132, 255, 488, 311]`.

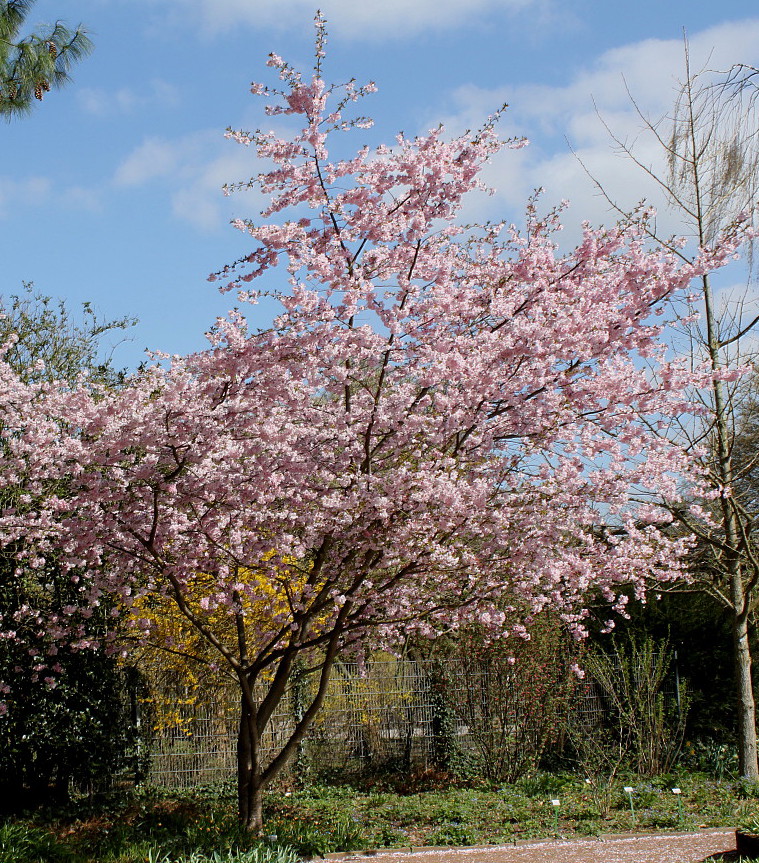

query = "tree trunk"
[236, 692, 265, 832]
[703, 262, 759, 781]
[233, 617, 350, 829]
[733, 607, 759, 780]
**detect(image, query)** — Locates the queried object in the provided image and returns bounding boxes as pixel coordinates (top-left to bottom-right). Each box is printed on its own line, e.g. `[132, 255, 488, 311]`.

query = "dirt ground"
[332, 829, 738, 863]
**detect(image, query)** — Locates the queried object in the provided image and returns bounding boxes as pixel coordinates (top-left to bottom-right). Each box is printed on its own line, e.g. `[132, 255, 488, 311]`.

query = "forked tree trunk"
[233, 619, 348, 831]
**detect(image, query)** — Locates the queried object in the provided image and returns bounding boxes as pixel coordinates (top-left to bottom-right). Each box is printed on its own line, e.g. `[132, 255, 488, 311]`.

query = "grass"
[1, 770, 757, 862]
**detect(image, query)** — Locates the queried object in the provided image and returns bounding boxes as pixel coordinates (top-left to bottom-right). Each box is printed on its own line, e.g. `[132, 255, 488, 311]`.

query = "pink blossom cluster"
[0, 46, 744, 691]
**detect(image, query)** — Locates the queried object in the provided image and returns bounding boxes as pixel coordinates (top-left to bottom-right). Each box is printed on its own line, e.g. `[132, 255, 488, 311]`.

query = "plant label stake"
[551, 799, 560, 836]
[672, 787, 683, 824]
[623, 787, 636, 826]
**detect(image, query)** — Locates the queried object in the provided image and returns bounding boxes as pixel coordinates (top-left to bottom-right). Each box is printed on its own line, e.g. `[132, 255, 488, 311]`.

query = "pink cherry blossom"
[0, 24, 747, 828]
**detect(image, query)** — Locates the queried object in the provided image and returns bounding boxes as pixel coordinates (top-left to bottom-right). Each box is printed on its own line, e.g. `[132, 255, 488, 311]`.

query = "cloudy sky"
[3, 0, 759, 369]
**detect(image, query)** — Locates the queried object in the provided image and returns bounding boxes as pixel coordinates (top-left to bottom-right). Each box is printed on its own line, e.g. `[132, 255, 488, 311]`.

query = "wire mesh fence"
[144, 658, 446, 788]
[136, 649, 683, 788]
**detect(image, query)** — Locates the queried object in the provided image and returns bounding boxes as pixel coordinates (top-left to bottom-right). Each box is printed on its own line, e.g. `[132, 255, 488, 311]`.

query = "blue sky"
[3, 0, 759, 370]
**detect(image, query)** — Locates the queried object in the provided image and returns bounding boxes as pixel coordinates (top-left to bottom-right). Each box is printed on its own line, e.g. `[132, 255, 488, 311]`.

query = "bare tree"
[584, 41, 759, 780]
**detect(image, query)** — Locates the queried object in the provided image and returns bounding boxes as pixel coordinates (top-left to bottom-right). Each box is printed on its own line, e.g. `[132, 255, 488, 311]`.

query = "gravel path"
[333, 829, 737, 863]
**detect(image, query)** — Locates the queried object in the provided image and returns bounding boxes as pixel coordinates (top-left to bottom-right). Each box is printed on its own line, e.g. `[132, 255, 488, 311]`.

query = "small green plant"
[737, 813, 759, 836]
[517, 772, 569, 797]
[271, 813, 364, 856]
[735, 780, 759, 800]
[684, 739, 738, 779]
[427, 823, 479, 846]
[0, 821, 72, 863]
[176, 848, 301, 863]
[705, 857, 755, 862]
[375, 825, 409, 847]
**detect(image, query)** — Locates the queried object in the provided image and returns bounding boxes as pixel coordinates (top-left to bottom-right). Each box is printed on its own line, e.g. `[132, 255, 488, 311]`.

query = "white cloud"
[114, 138, 182, 186]
[171, 149, 267, 232]
[0, 175, 103, 220]
[140, 0, 546, 39]
[78, 79, 179, 117]
[109, 15, 759, 243]
[436, 18, 759, 242]
[78, 87, 137, 116]
[64, 186, 103, 212]
[0, 176, 52, 218]
[113, 130, 267, 232]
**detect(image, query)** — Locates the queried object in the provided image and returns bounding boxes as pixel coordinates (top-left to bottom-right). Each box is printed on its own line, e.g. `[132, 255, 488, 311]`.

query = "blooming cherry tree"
[0, 22, 742, 829]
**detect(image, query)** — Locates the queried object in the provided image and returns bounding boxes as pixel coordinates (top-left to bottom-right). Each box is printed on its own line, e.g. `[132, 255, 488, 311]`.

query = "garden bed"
[1, 773, 756, 862]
